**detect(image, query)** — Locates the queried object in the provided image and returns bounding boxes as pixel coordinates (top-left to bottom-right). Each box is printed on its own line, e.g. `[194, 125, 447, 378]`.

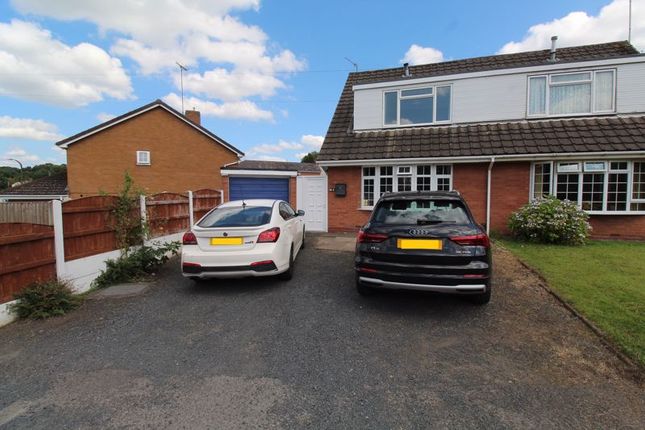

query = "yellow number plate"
[397, 239, 443, 250]
[210, 237, 243, 246]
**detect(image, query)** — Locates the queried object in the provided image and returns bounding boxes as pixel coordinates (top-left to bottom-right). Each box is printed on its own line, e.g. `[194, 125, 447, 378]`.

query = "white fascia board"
[317, 151, 645, 167]
[353, 56, 645, 91]
[221, 169, 298, 177]
[57, 104, 244, 157]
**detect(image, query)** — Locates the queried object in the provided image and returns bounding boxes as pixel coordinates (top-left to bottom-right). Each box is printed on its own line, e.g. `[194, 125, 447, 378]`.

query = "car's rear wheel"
[355, 274, 375, 296]
[467, 282, 491, 305]
[279, 245, 294, 281]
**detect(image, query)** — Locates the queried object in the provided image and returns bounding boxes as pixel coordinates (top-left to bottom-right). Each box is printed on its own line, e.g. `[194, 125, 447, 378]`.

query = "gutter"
[486, 157, 495, 235]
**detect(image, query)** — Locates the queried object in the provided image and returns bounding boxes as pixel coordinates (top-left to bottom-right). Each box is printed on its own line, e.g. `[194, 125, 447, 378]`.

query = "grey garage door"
[229, 177, 289, 201]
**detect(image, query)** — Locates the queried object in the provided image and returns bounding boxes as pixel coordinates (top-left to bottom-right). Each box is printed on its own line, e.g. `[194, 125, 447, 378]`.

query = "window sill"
[359, 207, 374, 211]
[526, 111, 616, 120]
[586, 211, 645, 216]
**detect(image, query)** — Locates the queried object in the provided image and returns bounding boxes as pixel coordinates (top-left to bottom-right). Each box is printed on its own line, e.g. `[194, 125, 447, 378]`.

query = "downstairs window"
[361, 164, 452, 208]
[530, 160, 645, 213]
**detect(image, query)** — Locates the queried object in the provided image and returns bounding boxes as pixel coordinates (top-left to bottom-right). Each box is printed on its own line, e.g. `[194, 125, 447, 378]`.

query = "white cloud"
[1, 147, 42, 165]
[0, 115, 63, 141]
[247, 134, 324, 159]
[13, 0, 305, 112]
[301, 134, 324, 150]
[96, 112, 116, 122]
[250, 140, 304, 154]
[163, 93, 273, 122]
[253, 155, 286, 162]
[180, 68, 286, 101]
[401, 44, 445, 65]
[498, 0, 645, 53]
[0, 19, 133, 107]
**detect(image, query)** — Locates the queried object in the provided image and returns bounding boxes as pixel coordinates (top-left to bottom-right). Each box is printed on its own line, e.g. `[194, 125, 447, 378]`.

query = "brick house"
[318, 41, 645, 239]
[56, 100, 243, 197]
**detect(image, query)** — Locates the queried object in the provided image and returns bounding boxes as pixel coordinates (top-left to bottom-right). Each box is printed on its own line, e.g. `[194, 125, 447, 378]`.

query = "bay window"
[527, 69, 615, 117]
[530, 160, 645, 213]
[384, 85, 451, 126]
[362, 164, 452, 208]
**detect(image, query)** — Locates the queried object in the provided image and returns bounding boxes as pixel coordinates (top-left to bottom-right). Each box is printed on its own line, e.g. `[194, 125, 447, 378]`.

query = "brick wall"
[453, 163, 488, 225]
[326, 166, 370, 232]
[590, 216, 645, 240]
[490, 161, 531, 233]
[67, 107, 239, 197]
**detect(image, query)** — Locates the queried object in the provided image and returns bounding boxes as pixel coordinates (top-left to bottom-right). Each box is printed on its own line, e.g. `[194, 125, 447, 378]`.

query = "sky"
[0, 0, 643, 167]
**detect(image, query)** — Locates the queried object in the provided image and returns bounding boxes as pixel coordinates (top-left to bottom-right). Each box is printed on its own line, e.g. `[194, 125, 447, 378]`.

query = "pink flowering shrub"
[508, 196, 591, 245]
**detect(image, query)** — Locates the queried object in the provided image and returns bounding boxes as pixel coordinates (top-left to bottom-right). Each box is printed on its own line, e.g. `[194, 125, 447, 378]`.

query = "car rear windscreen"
[372, 199, 471, 225]
[198, 206, 272, 228]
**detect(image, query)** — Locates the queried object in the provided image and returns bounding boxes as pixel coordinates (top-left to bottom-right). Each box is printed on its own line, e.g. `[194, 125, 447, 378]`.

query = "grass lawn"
[498, 239, 645, 367]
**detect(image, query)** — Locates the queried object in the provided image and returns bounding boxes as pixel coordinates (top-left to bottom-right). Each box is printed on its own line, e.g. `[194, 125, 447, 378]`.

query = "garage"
[229, 177, 289, 201]
[221, 160, 327, 231]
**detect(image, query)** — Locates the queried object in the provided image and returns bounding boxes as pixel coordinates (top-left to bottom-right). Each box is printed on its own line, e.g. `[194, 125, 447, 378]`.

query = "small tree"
[508, 196, 591, 245]
[301, 151, 318, 163]
[112, 172, 146, 252]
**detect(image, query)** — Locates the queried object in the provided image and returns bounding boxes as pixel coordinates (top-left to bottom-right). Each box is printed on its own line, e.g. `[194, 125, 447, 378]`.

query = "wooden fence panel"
[0, 223, 56, 303]
[0, 201, 53, 225]
[192, 189, 221, 222]
[146, 192, 189, 238]
[62, 196, 121, 261]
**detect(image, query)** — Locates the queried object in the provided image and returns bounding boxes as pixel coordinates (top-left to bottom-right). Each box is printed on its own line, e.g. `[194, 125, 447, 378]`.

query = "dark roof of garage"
[318, 41, 645, 162]
[0, 173, 68, 196]
[223, 160, 320, 173]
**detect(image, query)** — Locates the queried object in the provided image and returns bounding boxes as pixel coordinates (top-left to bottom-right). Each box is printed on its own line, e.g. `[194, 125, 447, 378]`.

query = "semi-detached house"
[317, 41, 645, 240]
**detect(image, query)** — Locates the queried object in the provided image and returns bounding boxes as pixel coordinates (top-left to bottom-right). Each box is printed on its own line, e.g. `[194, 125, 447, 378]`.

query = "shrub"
[11, 280, 81, 319]
[92, 241, 180, 289]
[508, 196, 591, 245]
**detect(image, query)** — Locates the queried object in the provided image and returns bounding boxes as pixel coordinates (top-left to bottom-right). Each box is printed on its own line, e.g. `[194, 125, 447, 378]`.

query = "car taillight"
[451, 233, 490, 248]
[357, 230, 388, 243]
[182, 231, 197, 245]
[258, 227, 280, 243]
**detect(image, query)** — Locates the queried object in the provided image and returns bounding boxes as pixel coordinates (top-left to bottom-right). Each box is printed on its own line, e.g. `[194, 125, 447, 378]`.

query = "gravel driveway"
[0, 239, 643, 429]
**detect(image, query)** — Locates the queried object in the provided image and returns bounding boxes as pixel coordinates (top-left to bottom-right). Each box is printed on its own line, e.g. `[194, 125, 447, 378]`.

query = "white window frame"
[136, 150, 151, 165]
[530, 161, 554, 199]
[526, 69, 616, 118]
[530, 159, 645, 215]
[360, 164, 453, 209]
[383, 84, 452, 127]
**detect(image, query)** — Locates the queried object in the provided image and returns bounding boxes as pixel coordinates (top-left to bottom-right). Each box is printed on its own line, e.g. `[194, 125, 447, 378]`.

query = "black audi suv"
[354, 191, 492, 304]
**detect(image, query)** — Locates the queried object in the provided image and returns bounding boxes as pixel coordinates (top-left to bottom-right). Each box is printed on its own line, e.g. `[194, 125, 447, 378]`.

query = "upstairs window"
[384, 85, 451, 126]
[528, 69, 615, 117]
[136, 150, 150, 165]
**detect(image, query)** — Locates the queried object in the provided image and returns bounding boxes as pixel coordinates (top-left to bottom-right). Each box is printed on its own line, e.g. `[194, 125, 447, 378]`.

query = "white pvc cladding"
[352, 56, 645, 131]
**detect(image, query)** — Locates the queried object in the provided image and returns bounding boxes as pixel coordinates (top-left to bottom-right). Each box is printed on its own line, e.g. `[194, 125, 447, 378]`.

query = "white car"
[181, 199, 305, 281]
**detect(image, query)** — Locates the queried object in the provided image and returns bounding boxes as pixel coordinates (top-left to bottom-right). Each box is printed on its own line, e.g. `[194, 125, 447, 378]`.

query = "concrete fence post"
[219, 189, 224, 204]
[188, 190, 194, 227]
[52, 199, 66, 278]
[139, 195, 147, 240]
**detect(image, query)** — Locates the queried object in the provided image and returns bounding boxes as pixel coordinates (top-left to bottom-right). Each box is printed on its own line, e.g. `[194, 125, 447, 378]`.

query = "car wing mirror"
[297, 209, 305, 217]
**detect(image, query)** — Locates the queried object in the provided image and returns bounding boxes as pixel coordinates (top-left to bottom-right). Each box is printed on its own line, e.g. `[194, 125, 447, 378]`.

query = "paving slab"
[89, 282, 150, 299]
[311, 232, 356, 252]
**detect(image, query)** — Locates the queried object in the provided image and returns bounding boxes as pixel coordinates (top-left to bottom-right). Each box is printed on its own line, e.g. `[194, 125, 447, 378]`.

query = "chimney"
[403, 62, 411, 77]
[185, 109, 201, 125]
[548, 35, 558, 62]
